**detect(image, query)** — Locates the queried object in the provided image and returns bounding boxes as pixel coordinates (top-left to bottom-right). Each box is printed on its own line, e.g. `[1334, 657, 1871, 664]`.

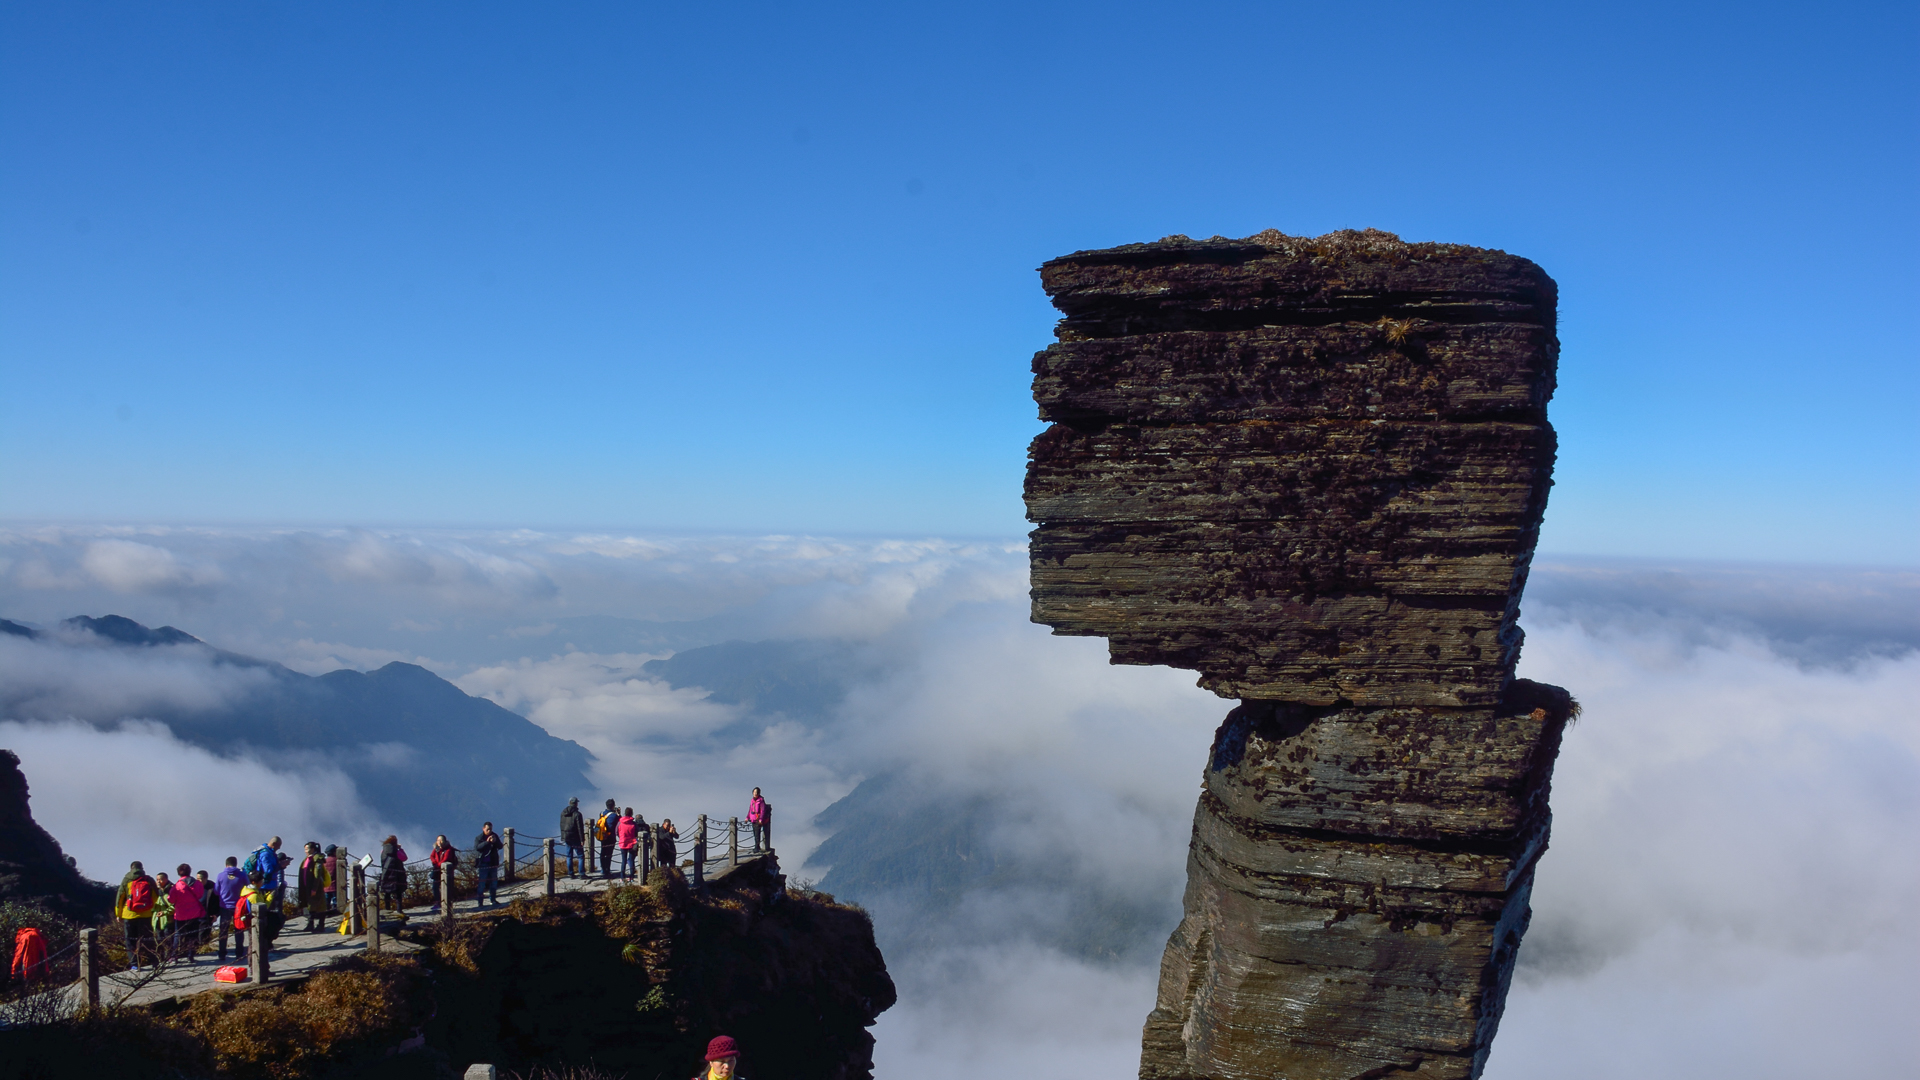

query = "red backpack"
[125, 877, 155, 914]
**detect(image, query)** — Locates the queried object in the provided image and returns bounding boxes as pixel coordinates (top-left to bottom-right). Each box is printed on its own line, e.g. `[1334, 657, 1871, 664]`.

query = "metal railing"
[36, 804, 777, 1005]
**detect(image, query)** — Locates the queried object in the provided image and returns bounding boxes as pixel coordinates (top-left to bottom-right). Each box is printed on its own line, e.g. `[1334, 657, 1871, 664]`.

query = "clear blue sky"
[2, 2, 1914, 563]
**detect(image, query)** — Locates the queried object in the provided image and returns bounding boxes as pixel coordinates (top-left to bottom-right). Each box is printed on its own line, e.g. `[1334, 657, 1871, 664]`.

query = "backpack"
[598, 811, 619, 841]
[125, 877, 155, 914]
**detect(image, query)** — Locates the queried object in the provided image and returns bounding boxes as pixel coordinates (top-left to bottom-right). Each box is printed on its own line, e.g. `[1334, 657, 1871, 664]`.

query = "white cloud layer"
[1, 525, 1913, 1077]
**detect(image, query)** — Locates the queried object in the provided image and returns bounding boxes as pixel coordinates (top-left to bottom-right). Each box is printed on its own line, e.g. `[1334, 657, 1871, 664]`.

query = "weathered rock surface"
[1028, 229, 1558, 709]
[1023, 229, 1571, 1079]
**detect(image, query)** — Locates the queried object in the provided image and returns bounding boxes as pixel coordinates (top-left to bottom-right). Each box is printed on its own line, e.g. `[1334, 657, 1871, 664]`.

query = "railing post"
[249, 904, 268, 983]
[345, 855, 361, 935]
[641, 825, 652, 883]
[78, 928, 98, 1008]
[441, 863, 455, 926]
[729, 817, 739, 868]
[543, 838, 556, 897]
[504, 828, 516, 883]
[693, 815, 707, 888]
[362, 865, 381, 954]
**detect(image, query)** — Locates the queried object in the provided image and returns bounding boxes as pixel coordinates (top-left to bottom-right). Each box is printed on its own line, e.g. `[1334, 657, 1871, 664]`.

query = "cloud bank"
[1, 524, 1913, 1077]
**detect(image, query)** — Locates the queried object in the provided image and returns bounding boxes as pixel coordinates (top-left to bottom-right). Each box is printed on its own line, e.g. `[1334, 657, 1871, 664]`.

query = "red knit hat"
[705, 1035, 739, 1061]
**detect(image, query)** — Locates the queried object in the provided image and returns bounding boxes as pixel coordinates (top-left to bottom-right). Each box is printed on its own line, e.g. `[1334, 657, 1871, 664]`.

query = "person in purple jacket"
[214, 855, 247, 962]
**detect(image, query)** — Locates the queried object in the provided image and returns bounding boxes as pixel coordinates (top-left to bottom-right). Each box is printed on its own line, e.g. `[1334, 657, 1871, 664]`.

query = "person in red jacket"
[10, 927, 47, 984]
[428, 835, 458, 913]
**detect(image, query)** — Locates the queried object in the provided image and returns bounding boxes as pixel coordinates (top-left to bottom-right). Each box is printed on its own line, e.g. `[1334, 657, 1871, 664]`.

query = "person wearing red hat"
[693, 1035, 741, 1080]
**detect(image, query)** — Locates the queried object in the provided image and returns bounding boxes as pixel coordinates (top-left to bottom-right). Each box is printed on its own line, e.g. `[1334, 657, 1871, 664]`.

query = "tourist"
[598, 798, 621, 881]
[245, 837, 284, 907]
[167, 863, 205, 963]
[234, 871, 273, 976]
[299, 843, 330, 932]
[473, 823, 503, 908]
[214, 856, 246, 961]
[656, 818, 679, 873]
[694, 1035, 743, 1080]
[559, 797, 586, 878]
[194, 869, 218, 953]
[150, 871, 177, 962]
[616, 807, 640, 880]
[429, 835, 458, 911]
[377, 836, 410, 924]
[747, 788, 769, 852]
[10, 926, 47, 984]
[114, 860, 158, 971]
[323, 845, 340, 912]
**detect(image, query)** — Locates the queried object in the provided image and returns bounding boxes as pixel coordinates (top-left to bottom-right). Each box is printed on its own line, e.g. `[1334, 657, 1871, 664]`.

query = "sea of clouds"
[1, 525, 1914, 1078]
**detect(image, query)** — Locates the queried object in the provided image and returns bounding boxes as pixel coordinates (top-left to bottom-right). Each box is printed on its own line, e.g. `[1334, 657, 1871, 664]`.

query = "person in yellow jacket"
[233, 872, 282, 972]
[113, 861, 158, 971]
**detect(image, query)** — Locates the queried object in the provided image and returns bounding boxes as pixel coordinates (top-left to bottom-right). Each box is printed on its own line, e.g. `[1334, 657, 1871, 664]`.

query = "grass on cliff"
[0, 953, 433, 1080]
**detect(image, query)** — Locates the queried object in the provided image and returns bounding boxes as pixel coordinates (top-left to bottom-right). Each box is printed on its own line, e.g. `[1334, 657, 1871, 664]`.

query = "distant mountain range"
[0, 615, 594, 837]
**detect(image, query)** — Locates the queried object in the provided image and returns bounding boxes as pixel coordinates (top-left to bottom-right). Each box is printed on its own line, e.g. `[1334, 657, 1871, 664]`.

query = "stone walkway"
[91, 851, 774, 1010]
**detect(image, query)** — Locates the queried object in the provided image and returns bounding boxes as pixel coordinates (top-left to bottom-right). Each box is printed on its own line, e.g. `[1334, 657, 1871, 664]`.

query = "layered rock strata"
[1024, 230, 1572, 1079]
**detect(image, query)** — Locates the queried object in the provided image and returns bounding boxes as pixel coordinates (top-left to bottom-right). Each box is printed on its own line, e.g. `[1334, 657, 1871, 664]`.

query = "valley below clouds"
[1, 525, 1914, 1078]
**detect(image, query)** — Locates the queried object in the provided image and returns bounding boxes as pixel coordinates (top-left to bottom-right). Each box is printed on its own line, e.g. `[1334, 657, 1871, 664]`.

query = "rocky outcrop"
[429, 860, 895, 1080]
[1025, 230, 1572, 1079]
[0, 748, 112, 922]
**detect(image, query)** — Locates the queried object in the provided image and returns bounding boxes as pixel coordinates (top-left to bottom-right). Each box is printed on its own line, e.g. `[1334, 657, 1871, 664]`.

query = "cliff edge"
[1025, 229, 1572, 1079]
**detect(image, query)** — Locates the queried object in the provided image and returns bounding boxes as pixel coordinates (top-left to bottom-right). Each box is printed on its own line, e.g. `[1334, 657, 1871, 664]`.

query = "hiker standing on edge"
[114, 861, 158, 971]
[598, 798, 621, 881]
[694, 1035, 744, 1080]
[747, 788, 769, 852]
[473, 823, 503, 907]
[559, 797, 586, 878]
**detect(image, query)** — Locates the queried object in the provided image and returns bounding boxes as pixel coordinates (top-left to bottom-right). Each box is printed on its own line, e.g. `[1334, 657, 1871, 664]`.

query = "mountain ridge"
[0, 615, 595, 836]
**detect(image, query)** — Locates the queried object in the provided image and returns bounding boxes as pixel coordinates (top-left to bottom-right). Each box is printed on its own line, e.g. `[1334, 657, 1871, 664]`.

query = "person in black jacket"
[473, 822, 504, 907]
[559, 797, 586, 878]
[656, 818, 679, 874]
[377, 836, 409, 924]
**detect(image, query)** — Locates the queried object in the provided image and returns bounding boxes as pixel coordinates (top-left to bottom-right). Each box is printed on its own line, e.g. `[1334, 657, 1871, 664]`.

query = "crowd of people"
[106, 837, 327, 971]
[91, 788, 772, 972]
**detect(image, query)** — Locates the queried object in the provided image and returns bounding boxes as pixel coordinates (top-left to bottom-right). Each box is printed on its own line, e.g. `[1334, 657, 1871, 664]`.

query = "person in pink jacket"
[616, 808, 641, 880]
[167, 863, 206, 963]
[746, 788, 769, 852]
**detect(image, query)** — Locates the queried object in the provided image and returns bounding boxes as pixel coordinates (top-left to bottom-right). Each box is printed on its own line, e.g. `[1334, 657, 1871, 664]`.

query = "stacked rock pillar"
[1025, 230, 1573, 1080]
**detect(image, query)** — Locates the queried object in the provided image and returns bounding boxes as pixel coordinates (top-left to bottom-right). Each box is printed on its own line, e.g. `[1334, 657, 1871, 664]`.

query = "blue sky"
[2, 1, 1914, 563]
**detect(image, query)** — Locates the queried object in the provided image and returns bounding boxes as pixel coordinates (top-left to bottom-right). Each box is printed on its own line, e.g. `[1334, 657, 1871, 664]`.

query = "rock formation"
[0, 748, 112, 922]
[1025, 229, 1575, 1079]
